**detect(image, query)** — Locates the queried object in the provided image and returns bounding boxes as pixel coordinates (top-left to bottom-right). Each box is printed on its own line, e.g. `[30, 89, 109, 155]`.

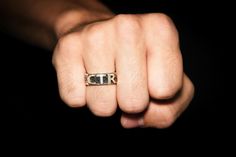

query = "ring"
[85, 72, 117, 86]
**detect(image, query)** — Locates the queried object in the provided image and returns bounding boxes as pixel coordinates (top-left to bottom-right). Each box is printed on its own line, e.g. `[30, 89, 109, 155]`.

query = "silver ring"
[85, 72, 117, 86]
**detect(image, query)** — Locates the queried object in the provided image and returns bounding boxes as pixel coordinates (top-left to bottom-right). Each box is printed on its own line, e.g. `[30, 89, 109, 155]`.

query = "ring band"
[85, 73, 117, 86]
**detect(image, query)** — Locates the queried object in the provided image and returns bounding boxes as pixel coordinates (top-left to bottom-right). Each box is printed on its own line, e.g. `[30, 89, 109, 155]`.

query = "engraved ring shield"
[85, 73, 117, 86]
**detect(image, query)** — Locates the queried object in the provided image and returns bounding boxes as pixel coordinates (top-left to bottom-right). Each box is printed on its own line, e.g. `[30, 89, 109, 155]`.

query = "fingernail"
[122, 118, 144, 128]
[122, 119, 139, 128]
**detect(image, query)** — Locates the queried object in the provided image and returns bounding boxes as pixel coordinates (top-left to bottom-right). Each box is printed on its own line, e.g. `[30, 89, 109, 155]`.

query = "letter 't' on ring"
[85, 73, 117, 86]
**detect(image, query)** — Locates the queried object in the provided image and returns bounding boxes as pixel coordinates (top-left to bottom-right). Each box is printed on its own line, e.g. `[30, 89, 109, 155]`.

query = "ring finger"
[83, 28, 117, 117]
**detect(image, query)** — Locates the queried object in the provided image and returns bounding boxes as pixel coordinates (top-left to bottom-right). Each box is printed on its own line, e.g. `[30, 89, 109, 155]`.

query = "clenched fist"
[52, 13, 194, 128]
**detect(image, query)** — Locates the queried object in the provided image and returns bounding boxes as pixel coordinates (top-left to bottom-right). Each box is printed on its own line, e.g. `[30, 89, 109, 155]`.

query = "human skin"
[0, 0, 194, 128]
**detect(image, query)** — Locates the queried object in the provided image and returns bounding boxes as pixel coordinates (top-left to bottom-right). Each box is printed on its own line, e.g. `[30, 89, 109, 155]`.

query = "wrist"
[54, 8, 114, 38]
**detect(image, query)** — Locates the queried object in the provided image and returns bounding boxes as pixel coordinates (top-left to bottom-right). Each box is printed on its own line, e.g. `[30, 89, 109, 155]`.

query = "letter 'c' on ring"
[85, 73, 117, 86]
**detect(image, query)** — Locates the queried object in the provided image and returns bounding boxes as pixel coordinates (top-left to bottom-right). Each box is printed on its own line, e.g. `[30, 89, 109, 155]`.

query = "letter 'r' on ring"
[85, 73, 117, 86]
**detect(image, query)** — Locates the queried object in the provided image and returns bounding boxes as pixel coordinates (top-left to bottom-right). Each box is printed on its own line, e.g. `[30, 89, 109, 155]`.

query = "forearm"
[0, 0, 114, 50]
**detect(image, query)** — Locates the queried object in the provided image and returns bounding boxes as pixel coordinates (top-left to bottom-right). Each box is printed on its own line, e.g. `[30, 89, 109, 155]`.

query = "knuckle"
[57, 33, 79, 51]
[90, 101, 117, 117]
[152, 13, 171, 22]
[146, 13, 178, 39]
[115, 14, 140, 26]
[62, 96, 86, 108]
[114, 14, 141, 38]
[149, 13, 173, 28]
[52, 33, 81, 67]
[85, 24, 106, 44]
[119, 96, 148, 113]
[150, 84, 180, 99]
[60, 87, 86, 108]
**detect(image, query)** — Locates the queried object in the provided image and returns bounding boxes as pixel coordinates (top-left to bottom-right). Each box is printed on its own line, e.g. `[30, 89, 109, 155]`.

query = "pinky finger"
[121, 74, 194, 129]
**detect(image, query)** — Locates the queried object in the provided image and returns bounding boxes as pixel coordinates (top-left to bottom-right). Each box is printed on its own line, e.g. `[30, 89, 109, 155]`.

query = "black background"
[1, 0, 233, 143]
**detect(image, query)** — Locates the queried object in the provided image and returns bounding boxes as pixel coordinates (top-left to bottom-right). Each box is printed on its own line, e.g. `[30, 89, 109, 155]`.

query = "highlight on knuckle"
[114, 14, 141, 39]
[147, 13, 178, 39]
[85, 24, 106, 45]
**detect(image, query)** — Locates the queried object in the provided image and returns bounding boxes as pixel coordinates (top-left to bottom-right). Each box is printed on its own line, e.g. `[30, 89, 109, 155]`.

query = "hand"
[52, 13, 194, 128]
